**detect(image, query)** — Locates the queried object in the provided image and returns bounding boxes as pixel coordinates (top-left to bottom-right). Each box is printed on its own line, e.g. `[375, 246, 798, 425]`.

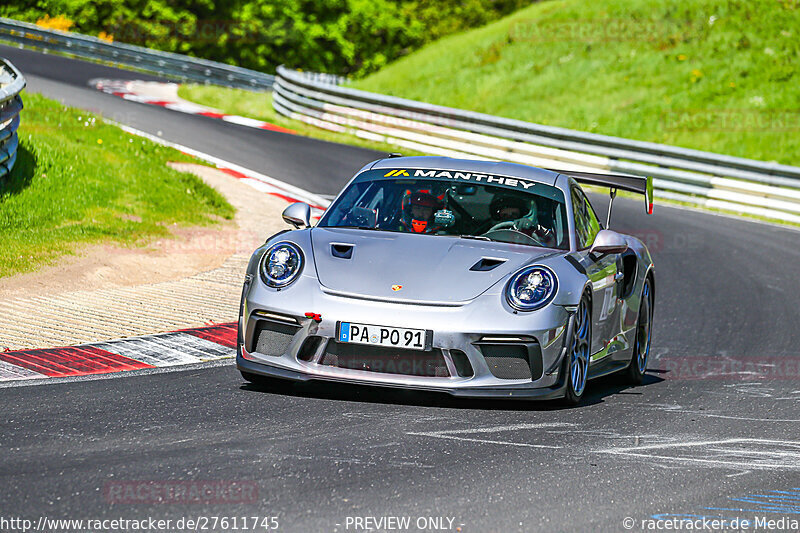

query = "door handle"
[614, 271, 624, 282]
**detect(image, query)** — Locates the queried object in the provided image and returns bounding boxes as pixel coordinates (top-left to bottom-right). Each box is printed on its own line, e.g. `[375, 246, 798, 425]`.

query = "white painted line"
[0, 358, 236, 390]
[108, 122, 331, 209]
[95, 332, 234, 367]
[0, 360, 48, 381]
[601, 453, 800, 471]
[406, 433, 563, 449]
[222, 115, 272, 128]
[687, 412, 800, 423]
[281, 454, 433, 469]
[407, 422, 574, 449]
[94, 78, 296, 133]
[601, 437, 800, 452]
[164, 102, 211, 114]
[418, 422, 575, 435]
[725, 470, 751, 478]
[598, 438, 800, 471]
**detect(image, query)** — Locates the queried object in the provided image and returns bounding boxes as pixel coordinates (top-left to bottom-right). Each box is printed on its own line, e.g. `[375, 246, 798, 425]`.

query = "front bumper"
[236, 273, 574, 400]
[237, 355, 567, 400]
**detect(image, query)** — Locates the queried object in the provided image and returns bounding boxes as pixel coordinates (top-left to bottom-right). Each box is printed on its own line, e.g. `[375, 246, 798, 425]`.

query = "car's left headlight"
[506, 265, 558, 311]
[260, 242, 303, 288]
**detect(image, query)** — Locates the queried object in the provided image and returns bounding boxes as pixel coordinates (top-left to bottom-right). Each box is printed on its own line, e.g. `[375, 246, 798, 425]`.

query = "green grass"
[176, 85, 424, 156]
[0, 92, 234, 277]
[353, 0, 800, 166]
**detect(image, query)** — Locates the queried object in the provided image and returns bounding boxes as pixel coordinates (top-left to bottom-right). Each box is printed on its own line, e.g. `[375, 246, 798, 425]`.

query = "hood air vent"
[469, 257, 507, 272]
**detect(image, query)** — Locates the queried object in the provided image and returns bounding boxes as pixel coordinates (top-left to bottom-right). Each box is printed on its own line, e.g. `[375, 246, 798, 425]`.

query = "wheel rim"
[636, 281, 652, 374]
[569, 298, 590, 396]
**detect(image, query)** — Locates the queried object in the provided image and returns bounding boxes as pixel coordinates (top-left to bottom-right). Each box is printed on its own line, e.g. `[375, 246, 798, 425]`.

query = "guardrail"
[0, 57, 24, 181]
[273, 65, 800, 224]
[0, 17, 273, 90]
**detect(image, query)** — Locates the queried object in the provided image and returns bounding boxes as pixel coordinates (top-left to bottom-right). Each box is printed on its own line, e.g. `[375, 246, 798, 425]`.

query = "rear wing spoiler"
[549, 169, 654, 215]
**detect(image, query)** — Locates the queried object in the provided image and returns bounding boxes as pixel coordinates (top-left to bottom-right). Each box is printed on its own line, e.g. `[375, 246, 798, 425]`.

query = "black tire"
[623, 277, 654, 385]
[562, 294, 592, 406]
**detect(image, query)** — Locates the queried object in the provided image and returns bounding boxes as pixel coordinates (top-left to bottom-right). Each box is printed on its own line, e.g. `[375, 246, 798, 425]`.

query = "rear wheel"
[562, 294, 591, 406]
[624, 278, 653, 385]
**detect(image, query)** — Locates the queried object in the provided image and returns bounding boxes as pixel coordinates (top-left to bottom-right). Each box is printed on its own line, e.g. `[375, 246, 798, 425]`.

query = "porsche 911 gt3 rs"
[237, 156, 655, 404]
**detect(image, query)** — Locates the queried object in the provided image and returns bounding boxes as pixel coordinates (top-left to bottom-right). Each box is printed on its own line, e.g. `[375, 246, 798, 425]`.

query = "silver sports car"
[237, 156, 655, 404]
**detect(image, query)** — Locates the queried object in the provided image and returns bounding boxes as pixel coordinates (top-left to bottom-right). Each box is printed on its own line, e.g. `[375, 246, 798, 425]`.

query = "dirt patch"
[0, 163, 289, 300]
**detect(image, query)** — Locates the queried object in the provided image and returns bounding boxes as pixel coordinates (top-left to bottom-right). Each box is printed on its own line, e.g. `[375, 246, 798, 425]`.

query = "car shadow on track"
[0, 145, 35, 196]
[239, 371, 665, 411]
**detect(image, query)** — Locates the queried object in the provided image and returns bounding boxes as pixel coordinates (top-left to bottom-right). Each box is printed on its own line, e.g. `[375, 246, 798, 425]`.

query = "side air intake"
[331, 243, 354, 259]
[475, 337, 543, 380]
[250, 320, 300, 357]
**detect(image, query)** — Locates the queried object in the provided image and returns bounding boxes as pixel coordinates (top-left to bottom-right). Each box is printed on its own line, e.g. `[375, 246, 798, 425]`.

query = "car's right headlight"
[505, 265, 558, 311]
[260, 242, 303, 288]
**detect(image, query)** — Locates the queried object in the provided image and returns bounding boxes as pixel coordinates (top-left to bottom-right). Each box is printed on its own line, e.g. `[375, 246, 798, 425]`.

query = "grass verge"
[0, 92, 234, 277]
[354, 0, 800, 167]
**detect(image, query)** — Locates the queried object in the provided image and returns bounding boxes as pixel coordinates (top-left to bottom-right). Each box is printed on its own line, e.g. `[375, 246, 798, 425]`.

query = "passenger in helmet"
[401, 191, 443, 234]
[488, 193, 555, 246]
[490, 194, 530, 223]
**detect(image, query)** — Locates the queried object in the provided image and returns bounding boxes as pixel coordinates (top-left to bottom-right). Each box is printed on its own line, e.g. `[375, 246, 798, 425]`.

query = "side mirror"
[282, 202, 312, 229]
[590, 229, 628, 255]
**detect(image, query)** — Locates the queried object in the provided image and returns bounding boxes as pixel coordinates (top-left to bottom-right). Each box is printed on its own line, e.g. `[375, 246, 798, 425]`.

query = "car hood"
[310, 228, 555, 304]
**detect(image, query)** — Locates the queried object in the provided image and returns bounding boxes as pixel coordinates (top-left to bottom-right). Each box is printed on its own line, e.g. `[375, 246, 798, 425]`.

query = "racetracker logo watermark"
[621, 229, 704, 254]
[330, 354, 449, 378]
[104, 480, 259, 505]
[508, 18, 700, 43]
[661, 109, 800, 132]
[626, 515, 800, 531]
[654, 356, 800, 381]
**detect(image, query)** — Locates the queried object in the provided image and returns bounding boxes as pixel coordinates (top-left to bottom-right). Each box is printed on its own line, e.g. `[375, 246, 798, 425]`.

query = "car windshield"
[318, 172, 570, 250]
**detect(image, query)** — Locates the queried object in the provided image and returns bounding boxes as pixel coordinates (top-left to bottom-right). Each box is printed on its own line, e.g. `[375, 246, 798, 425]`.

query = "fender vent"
[470, 257, 507, 272]
[620, 250, 638, 299]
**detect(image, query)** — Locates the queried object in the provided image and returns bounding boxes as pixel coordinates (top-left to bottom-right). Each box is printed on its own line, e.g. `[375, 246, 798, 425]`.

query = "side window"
[582, 191, 602, 246]
[572, 187, 601, 249]
[552, 201, 569, 250]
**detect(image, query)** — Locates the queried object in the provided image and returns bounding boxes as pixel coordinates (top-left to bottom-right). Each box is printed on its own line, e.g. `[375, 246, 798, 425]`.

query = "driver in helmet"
[401, 191, 443, 234]
[489, 193, 555, 246]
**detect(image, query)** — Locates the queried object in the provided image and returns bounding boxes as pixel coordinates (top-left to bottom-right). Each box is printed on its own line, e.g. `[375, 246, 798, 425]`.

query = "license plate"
[337, 322, 429, 351]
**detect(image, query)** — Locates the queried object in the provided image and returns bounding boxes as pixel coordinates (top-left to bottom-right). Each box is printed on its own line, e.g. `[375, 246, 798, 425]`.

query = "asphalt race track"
[2, 45, 800, 532]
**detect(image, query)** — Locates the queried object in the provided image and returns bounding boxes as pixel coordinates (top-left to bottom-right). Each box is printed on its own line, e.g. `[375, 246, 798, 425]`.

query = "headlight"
[506, 265, 558, 311]
[260, 242, 303, 288]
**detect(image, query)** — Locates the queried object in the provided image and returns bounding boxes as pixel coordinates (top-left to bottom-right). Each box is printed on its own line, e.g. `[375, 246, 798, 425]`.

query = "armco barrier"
[273, 66, 800, 224]
[0, 17, 273, 90]
[0, 57, 24, 180]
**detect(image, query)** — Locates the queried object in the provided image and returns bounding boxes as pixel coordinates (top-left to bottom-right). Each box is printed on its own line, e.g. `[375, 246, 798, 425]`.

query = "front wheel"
[562, 294, 591, 406]
[623, 278, 653, 385]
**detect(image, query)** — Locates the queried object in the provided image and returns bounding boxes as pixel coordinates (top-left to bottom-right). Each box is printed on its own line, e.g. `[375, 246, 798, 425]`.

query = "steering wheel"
[342, 207, 377, 228]
[486, 220, 516, 233]
[481, 225, 546, 247]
